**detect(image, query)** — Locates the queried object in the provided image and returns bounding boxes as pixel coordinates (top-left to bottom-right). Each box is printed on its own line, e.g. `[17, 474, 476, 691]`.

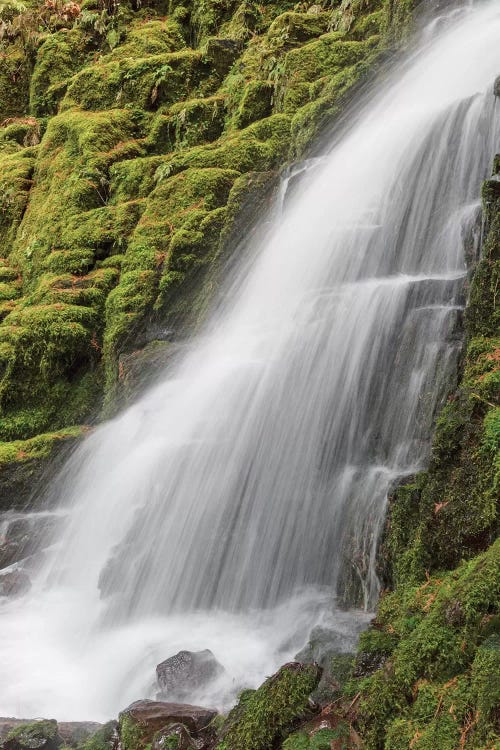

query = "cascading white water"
[1, 0, 499, 722]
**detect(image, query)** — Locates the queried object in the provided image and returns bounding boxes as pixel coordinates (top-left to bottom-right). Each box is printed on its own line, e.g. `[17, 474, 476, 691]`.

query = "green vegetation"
[1, 0, 498, 746]
[0, 0, 397, 489]
[215, 662, 321, 750]
[346, 158, 500, 749]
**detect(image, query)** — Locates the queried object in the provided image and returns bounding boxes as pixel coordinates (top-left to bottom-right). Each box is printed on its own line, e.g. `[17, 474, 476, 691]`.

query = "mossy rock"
[3, 720, 62, 750]
[215, 662, 322, 750]
[354, 540, 500, 749]
[0, 44, 31, 122]
[0, 0, 410, 494]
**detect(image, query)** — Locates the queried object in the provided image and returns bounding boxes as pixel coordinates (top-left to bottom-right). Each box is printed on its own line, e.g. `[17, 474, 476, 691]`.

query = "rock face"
[0, 0, 391, 510]
[494, 75, 500, 97]
[156, 650, 224, 700]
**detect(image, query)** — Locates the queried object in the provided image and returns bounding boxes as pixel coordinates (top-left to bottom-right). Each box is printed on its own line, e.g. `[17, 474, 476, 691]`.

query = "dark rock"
[0, 570, 31, 597]
[494, 75, 500, 97]
[0, 512, 61, 572]
[117, 341, 180, 405]
[156, 650, 224, 700]
[295, 628, 356, 707]
[352, 651, 387, 678]
[204, 38, 241, 77]
[151, 723, 201, 750]
[120, 701, 217, 737]
[445, 599, 465, 627]
[2, 720, 62, 750]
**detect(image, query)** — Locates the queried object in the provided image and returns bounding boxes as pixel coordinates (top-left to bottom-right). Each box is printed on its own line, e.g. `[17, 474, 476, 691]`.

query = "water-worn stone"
[120, 700, 217, 737]
[156, 650, 224, 699]
[0, 513, 61, 571]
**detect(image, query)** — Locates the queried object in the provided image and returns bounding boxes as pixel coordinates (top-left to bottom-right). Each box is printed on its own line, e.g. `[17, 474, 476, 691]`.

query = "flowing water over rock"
[1, 0, 499, 721]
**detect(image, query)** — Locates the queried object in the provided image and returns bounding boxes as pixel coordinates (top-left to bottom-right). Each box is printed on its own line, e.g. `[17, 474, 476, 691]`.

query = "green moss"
[0, 0, 411, 491]
[0, 146, 36, 258]
[282, 728, 344, 750]
[118, 715, 143, 750]
[216, 662, 321, 750]
[62, 50, 208, 111]
[147, 94, 225, 152]
[0, 43, 30, 121]
[355, 542, 500, 749]
[30, 29, 89, 116]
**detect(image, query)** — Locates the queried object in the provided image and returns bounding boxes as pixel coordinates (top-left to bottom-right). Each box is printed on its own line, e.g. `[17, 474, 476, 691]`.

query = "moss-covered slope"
[0, 0, 413, 502]
[344, 159, 500, 750]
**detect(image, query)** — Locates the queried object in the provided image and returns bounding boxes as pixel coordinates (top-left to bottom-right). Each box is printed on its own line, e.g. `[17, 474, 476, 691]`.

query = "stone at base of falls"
[151, 723, 202, 750]
[294, 626, 362, 707]
[156, 650, 225, 701]
[214, 662, 322, 750]
[0, 570, 31, 597]
[1, 721, 62, 750]
[119, 701, 218, 750]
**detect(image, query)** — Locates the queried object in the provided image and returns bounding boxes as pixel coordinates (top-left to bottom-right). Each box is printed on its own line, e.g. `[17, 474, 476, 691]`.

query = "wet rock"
[2, 720, 62, 750]
[120, 700, 218, 741]
[0, 570, 31, 597]
[0, 512, 61, 571]
[352, 651, 387, 678]
[216, 662, 321, 750]
[494, 75, 500, 97]
[151, 723, 201, 750]
[156, 650, 224, 700]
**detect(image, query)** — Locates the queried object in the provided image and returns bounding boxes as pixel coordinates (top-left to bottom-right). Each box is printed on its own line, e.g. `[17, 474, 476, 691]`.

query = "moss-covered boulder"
[2, 721, 63, 750]
[215, 662, 322, 750]
[118, 700, 218, 750]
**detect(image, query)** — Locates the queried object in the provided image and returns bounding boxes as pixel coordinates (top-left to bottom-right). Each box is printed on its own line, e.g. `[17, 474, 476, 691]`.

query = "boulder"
[119, 700, 218, 750]
[2, 720, 62, 750]
[156, 650, 224, 700]
[0, 512, 61, 572]
[215, 662, 321, 750]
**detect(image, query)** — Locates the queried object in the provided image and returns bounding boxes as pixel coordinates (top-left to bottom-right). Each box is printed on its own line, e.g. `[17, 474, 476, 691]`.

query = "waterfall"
[1, 0, 499, 722]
